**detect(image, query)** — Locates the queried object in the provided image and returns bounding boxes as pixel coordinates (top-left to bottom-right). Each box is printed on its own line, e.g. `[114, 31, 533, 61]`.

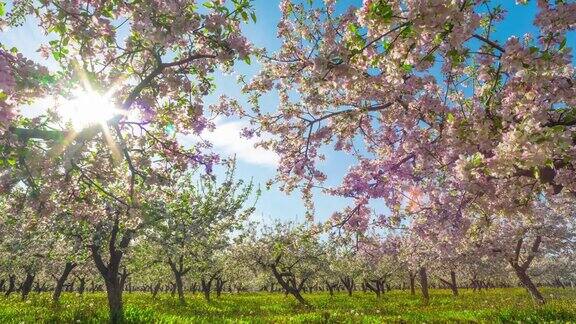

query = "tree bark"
[340, 276, 354, 296]
[89, 213, 133, 323]
[270, 265, 310, 307]
[21, 272, 35, 300]
[4, 275, 15, 297]
[53, 262, 77, 302]
[215, 277, 226, 298]
[152, 282, 161, 299]
[419, 267, 429, 303]
[325, 281, 335, 296]
[439, 271, 459, 296]
[104, 279, 123, 323]
[509, 236, 545, 305]
[168, 257, 190, 305]
[512, 264, 545, 305]
[78, 277, 86, 295]
[365, 280, 384, 298]
[409, 271, 416, 295]
[201, 278, 212, 302]
[450, 270, 458, 296]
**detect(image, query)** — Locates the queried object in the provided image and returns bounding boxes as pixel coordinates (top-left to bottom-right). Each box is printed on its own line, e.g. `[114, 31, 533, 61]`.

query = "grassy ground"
[0, 288, 575, 323]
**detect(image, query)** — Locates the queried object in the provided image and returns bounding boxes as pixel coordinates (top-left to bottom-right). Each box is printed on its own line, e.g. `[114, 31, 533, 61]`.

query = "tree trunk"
[152, 282, 161, 299]
[270, 266, 310, 307]
[419, 267, 429, 303]
[450, 270, 458, 296]
[340, 276, 354, 296]
[512, 264, 544, 305]
[508, 236, 545, 305]
[326, 282, 334, 296]
[78, 277, 86, 295]
[215, 278, 225, 298]
[171, 272, 185, 304]
[168, 257, 190, 304]
[21, 272, 35, 300]
[201, 278, 212, 302]
[104, 279, 123, 323]
[409, 271, 416, 295]
[170, 282, 176, 297]
[89, 214, 132, 324]
[4, 275, 15, 297]
[53, 262, 77, 302]
[365, 280, 383, 298]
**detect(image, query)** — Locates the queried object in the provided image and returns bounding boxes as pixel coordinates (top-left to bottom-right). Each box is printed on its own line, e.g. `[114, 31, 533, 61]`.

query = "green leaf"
[250, 12, 257, 23]
[446, 113, 455, 123]
[400, 23, 414, 39]
[469, 152, 484, 168]
[382, 40, 392, 53]
[401, 63, 412, 74]
[0, 2, 5, 17]
[369, 1, 393, 22]
[447, 49, 463, 65]
[559, 38, 567, 51]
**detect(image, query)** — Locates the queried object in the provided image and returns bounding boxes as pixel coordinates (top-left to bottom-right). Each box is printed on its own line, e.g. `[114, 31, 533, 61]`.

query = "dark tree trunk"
[513, 264, 544, 305]
[325, 282, 335, 296]
[409, 271, 416, 295]
[168, 256, 191, 304]
[270, 265, 310, 307]
[104, 279, 123, 323]
[53, 262, 77, 302]
[201, 278, 212, 302]
[170, 282, 176, 297]
[508, 236, 545, 305]
[340, 276, 354, 296]
[152, 282, 161, 299]
[365, 279, 385, 298]
[419, 267, 429, 303]
[78, 277, 86, 295]
[0, 279, 4, 292]
[439, 270, 458, 296]
[89, 213, 132, 323]
[68, 281, 75, 292]
[215, 278, 226, 298]
[21, 272, 35, 300]
[4, 275, 16, 297]
[450, 271, 458, 296]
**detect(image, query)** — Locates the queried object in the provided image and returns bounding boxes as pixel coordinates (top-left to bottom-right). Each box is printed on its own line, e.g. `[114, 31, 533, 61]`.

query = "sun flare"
[58, 88, 122, 131]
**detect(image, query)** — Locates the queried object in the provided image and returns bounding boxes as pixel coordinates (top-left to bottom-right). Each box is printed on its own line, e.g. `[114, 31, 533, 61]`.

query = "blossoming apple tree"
[244, 0, 575, 303]
[1, 0, 256, 321]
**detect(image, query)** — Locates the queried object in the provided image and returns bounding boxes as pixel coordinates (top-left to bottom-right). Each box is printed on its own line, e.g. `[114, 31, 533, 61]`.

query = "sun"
[58, 88, 122, 131]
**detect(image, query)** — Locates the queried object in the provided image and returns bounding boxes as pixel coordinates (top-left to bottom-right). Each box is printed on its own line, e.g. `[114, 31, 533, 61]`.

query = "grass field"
[0, 288, 575, 323]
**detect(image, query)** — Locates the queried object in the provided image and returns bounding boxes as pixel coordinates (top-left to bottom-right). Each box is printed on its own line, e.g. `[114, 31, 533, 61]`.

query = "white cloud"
[201, 120, 279, 168]
[203, 120, 279, 167]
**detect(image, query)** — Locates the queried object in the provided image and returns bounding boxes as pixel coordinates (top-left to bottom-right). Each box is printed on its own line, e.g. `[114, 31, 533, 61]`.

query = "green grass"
[0, 288, 575, 323]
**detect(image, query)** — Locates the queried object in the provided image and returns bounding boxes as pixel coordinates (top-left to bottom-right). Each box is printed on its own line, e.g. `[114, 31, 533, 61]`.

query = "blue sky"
[1, 0, 574, 225]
